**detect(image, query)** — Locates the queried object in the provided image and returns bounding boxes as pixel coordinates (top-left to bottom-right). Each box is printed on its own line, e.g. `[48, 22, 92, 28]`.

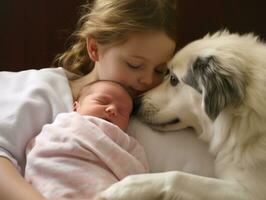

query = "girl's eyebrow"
[128, 55, 168, 67]
[128, 54, 148, 61]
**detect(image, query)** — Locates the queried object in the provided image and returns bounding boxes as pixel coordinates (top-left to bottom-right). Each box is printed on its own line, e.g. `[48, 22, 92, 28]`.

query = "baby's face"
[74, 82, 133, 130]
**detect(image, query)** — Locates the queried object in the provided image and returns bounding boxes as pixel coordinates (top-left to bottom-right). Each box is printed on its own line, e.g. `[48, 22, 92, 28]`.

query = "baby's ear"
[87, 36, 99, 61]
[73, 101, 79, 111]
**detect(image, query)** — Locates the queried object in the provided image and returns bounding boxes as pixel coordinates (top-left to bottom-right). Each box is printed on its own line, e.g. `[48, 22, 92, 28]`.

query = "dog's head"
[137, 30, 260, 133]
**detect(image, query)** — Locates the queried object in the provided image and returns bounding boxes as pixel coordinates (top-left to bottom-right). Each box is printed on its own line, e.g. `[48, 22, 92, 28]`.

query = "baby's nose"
[105, 105, 117, 116]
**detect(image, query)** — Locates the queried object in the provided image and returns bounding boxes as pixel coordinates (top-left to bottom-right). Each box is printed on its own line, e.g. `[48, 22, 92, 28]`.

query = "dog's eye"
[170, 73, 179, 86]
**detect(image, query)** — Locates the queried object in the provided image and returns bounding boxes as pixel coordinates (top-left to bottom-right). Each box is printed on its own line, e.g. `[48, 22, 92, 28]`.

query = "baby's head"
[73, 80, 133, 130]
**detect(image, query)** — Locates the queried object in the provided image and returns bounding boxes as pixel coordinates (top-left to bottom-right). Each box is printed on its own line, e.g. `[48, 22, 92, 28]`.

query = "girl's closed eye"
[126, 62, 142, 69]
[125, 57, 144, 69]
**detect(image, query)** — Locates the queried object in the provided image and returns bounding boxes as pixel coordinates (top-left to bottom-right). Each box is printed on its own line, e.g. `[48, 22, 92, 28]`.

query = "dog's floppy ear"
[184, 56, 245, 120]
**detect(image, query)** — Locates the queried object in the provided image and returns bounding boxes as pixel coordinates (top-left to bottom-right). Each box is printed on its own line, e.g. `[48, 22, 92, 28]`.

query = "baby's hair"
[54, 0, 177, 75]
[77, 80, 139, 115]
[77, 80, 133, 100]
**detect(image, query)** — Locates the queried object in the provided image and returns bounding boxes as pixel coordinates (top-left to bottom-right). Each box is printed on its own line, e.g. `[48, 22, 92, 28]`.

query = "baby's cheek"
[120, 119, 129, 131]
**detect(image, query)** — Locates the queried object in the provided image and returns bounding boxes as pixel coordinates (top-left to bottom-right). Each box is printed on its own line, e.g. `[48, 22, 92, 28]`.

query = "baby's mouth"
[103, 117, 111, 123]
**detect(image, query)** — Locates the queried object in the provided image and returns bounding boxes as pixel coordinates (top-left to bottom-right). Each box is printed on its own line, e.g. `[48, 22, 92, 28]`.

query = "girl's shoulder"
[0, 66, 74, 128]
[0, 67, 67, 84]
[0, 67, 72, 104]
[0, 67, 74, 170]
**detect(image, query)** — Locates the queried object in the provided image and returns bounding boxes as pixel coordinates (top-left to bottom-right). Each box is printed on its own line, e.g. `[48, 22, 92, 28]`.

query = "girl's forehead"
[120, 31, 176, 62]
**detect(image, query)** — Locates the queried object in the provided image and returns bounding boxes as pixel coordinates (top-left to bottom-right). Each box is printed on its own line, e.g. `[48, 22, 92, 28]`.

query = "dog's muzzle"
[137, 101, 160, 123]
[136, 97, 181, 129]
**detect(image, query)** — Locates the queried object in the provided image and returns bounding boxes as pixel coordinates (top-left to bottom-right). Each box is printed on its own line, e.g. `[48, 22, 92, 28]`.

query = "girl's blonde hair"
[55, 0, 177, 75]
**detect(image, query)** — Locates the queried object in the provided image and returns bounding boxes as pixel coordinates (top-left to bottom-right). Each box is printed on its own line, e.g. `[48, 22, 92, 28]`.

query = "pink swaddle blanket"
[25, 112, 149, 199]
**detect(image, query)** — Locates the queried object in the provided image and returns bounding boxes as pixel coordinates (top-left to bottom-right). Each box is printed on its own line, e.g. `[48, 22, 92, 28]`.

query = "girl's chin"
[129, 87, 144, 98]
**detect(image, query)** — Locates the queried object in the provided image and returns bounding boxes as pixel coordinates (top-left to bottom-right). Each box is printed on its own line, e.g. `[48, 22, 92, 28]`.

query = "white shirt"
[0, 67, 73, 172]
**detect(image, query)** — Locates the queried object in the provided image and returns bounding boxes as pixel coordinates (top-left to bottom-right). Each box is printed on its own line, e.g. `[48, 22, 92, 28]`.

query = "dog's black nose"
[132, 96, 142, 115]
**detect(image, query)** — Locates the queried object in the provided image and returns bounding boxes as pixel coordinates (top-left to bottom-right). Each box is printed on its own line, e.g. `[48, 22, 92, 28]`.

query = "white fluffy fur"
[96, 31, 266, 200]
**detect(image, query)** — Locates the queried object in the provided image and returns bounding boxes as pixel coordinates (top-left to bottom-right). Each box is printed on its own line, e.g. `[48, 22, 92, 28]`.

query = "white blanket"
[25, 112, 149, 199]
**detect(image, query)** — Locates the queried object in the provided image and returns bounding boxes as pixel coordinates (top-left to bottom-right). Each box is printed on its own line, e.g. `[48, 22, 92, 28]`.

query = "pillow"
[128, 117, 215, 177]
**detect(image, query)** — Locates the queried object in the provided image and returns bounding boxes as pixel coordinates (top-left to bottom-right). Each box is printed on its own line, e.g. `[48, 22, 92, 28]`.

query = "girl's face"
[89, 31, 176, 97]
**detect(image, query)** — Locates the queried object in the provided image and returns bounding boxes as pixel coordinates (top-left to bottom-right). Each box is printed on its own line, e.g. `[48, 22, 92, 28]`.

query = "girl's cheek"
[155, 75, 165, 85]
[118, 71, 134, 83]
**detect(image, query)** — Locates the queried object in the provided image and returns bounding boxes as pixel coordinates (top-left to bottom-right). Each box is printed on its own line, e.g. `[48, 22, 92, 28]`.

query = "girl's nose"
[138, 72, 153, 86]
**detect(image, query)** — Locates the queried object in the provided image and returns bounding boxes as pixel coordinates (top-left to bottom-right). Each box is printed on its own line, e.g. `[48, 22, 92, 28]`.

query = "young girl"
[0, 0, 176, 199]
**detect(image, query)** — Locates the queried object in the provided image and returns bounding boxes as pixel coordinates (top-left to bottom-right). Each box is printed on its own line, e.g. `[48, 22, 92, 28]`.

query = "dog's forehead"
[169, 39, 221, 76]
[169, 50, 196, 76]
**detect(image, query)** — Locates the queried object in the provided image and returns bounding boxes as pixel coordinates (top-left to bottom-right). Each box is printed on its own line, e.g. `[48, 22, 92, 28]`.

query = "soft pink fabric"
[25, 112, 149, 200]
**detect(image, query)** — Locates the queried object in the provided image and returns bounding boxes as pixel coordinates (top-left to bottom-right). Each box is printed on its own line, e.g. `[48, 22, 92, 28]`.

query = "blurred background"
[1, 0, 266, 71]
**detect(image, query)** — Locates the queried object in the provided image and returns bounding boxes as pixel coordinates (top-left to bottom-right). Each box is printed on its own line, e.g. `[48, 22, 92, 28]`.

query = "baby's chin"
[101, 117, 113, 125]
[101, 118, 118, 128]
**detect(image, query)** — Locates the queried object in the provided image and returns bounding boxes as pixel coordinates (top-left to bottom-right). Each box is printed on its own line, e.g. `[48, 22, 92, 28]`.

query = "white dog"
[96, 31, 266, 200]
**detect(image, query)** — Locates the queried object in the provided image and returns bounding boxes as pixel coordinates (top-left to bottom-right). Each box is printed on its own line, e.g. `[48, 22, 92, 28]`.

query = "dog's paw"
[94, 175, 143, 200]
[94, 183, 128, 200]
[95, 173, 161, 200]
